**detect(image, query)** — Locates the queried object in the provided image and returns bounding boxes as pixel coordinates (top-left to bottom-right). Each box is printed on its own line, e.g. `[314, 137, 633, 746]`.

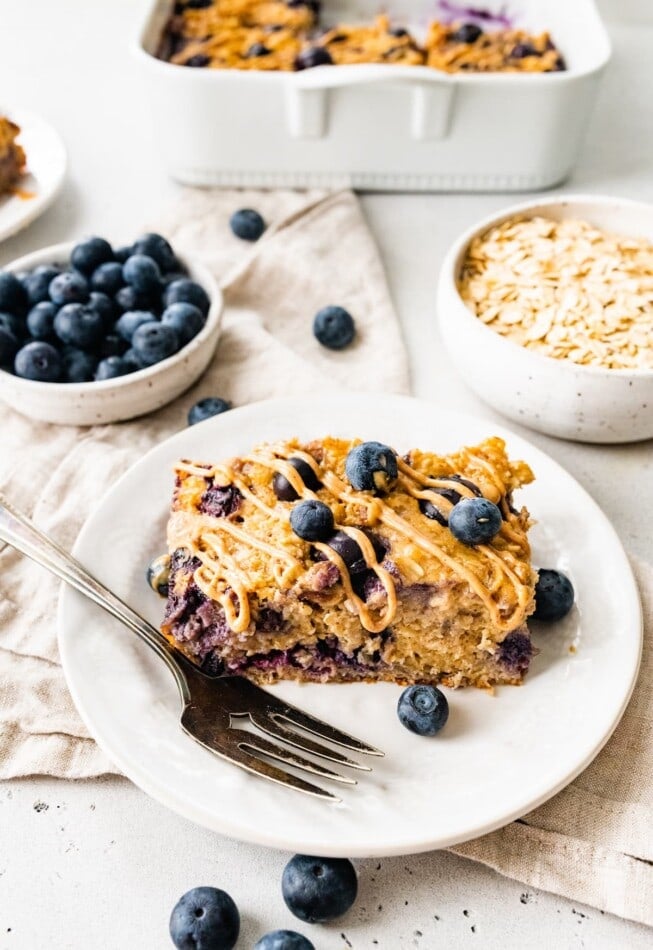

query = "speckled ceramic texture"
[0, 241, 223, 426]
[438, 195, 653, 444]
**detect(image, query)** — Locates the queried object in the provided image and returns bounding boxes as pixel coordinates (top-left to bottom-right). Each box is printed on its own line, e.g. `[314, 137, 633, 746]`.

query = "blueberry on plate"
[123, 254, 162, 296]
[345, 441, 397, 494]
[70, 237, 114, 276]
[132, 232, 178, 273]
[273, 457, 322, 501]
[290, 499, 334, 542]
[90, 261, 125, 296]
[88, 291, 116, 328]
[295, 46, 333, 69]
[187, 397, 232, 426]
[54, 303, 105, 352]
[229, 208, 266, 241]
[533, 568, 575, 622]
[26, 301, 58, 341]
[0, 272, 28, 315]
[62, 347, 98, 383]
[115, 285, 155, 314]
[49, 271, 90, 306]
[161, 302, 205, 345]
[397, 685, 449, 736]
[14, 341, 62, 382]
[254, 931, 315, 950]
[312, 305, 355, 350]
[146, 554, 171, 597]
[115, 309, 158, 342]
[164, 278, 210, 317]
[21, 265, 61, 306]
[282, 854, 357, 923]
[131, 321, 179, 366]
[95, 356, 131, 381]
[169, 886, 240, 950]
[325, 529, 385, 575]
[451, 22, 483, 43]
[0, 326, 19, 366]
[448, 497, 502, 546]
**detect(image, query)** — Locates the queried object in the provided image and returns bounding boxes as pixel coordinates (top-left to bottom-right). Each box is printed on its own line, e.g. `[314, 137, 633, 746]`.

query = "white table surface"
[1, 2, 651, 947]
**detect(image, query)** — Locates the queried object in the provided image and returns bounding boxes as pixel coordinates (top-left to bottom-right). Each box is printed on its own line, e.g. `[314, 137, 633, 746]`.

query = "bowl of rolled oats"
[438, 195, 653, 443]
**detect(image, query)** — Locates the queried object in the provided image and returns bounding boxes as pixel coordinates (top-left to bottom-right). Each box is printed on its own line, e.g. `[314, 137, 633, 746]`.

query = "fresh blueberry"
[448, 497, 502, 545]
[254, 931, 315, 950]
[122, 347, 146, 372]
[98, 332, 128, 358]
[345, 441, 397, 494]
[54, 303, 105, 352]
[21, 265, 61, 306]
[290, 499, 334, 542]
[0, 311, 26, 341]
[70, 237, 114, 276]
[49, 271, 90, 306]
[533, 568, 575, 622]
[312, 305, 355, 350]
[187, 397, 232, 426]
[14, 341, 62, 382]
[282, 854, 357, 923]
[146, 554, 171, 597]
[90, 261, 125, 296]
[123, 254, 162, 296]
[169, 886, 240, 950]
[88, 291, 116, 328]
[419, 499, 447, 527]
[161, 302, 205, 345]
[26, 302, 58, 341]
[113, 245, 133, 264]
[132, 232, 178, 273]
[185, 54, 211, 67]
[245, 43, 272, 58]
[511, 42, 538, 58]
[164, 278, 210, 317]
[94, 356, 131, 381]
[0, 272, 28, 315]
[115, 309, 158, 342]
[273, 457, 322, 501]
[131, 321, 179, 365]
[295, 46, 333, 69]
[0, 326, 19, 366]
[115, 285, 156, 313]
[229, 208, 266, 242]
[397, 685, 449, 736]
[451, 22, 483, 43]
[161, 269, 189, 287]
[324, 529, 385, 574]
[62, 347, 98, 383]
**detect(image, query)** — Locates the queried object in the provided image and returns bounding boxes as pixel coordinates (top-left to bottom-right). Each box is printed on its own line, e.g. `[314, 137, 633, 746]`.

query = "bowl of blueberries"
[0, 232, 223, 425]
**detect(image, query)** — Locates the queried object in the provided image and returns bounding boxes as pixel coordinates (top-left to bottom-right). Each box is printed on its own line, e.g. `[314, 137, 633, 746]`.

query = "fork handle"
[0, 495, 189, 704]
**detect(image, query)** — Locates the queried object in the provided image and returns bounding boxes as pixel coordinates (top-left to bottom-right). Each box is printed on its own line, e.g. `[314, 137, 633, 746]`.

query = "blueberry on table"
[123, 254, 162, 296]
[187, 397, 232, 426]
[164, 278, 211, 317]
[169, 886, 240, 950]
[312, 305, 355, 350]
[90, 261, 125, 296]
[273, 457, 322, 501]
[254, 931, 315, 950]
[131, 322, 179, 366]
[14, 341, 62, 382]
[345, 441, 397, 494]
[161, 302, 205, 345]
[229, 208, 266, 242]
[49, 271, 89, 306]
[451, 22, 484, 43]
[62, 347, 98, 383]
[115, 309, 158, 342]
[70, 236, 114, 276]
[26, 301, 58, 341]
[21, 265, 61, 306]
[282, 854, 357, 923]
[132, 232, 178, 273]
[0, 272, 28, 315]
[95, 356, 131, 381]
[0, 326, 19, 366]
[448, 497, 502, 546]
[290, 499, 334, 542]
[146, 554, 171, 597]
[54, 303, 105, 352]
[533, 568, 575, 622]
[295, 46, 333, 70]
[397, 685, 449, 736]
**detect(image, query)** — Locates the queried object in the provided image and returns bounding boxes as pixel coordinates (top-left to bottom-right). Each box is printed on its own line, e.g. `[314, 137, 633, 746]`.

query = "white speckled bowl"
[438, 195, 653, 444]
[0, 241, 223, 426]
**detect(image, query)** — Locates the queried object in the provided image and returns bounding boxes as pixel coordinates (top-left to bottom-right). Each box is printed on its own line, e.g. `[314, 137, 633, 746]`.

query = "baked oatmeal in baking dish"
[161, 436, 537, 690]
[0, 117, 26, 196]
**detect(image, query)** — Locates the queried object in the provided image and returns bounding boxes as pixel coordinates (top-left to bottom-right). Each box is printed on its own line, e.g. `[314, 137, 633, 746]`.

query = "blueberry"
[187, 397, 232, 426]
[185, 54, 211, 67]
[62, 347, 98, 383]
[115, 285, 156, 313]
[533, 568, 575, 622]
[98, 332, 128, 358]
[418, 499, 447, 527]
[26, 302, 58, 341]
[49, 271, 90, 306]
[162, 270, 189, 287]
[115, 309, 158, 342]
[290, 499, 334, 542]
[164, 278, 210, 317]
[122, 347, 146, 372]
[229, 208, 266, 242]
[146, 554, 171, 597]
[0, 326, 19, 366]
[245, 43, 271, 58]
[397, 685, 449, 736]
[90, 261, 125, 296]
[21, 265, 61, 306]
[273, 457, 322, 501]
[14, 341, 62, 382]
[345, 441, 397, 494]
[169, 886, 240, 950]
[389, 26, 408, 37]
[0, 272, 28, 315]
[161, 302, 205, 345]
[312, 305, 355, 350]
[132, 232, 178, 273]
[131, 322, 179, 365]
[254, 931, 315, 950]
[451, 22, 483, 43]
[324, 529, 385, 574]
[54, 303, 105, 352]
[295, 46, 333, 69]
[0, 310, 26, 340]
[282, 855, 357, 923]
[113, 245, 133, 264]
[95, 356, 131, 381]
[88, 291, 116, 328]
[123, 254, 162, 296]
[70, 237, 114, 276]
[448, 497, 502, 546]
[511, 42, 538, 58]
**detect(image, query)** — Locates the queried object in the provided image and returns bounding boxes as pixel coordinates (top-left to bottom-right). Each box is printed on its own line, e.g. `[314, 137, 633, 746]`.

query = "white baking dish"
[134, 0, 611, 192]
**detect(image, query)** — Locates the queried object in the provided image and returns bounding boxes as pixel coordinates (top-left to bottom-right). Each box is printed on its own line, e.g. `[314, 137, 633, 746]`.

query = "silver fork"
[0, 496, 383, 802]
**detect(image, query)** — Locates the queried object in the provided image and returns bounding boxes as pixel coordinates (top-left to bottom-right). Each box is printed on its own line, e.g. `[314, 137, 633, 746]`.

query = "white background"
[1, 1, 652, 947]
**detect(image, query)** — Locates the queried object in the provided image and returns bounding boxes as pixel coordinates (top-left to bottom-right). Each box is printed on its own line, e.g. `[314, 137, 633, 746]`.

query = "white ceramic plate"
[0, 110, 67, 244]
[58, 394, 642, 856]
